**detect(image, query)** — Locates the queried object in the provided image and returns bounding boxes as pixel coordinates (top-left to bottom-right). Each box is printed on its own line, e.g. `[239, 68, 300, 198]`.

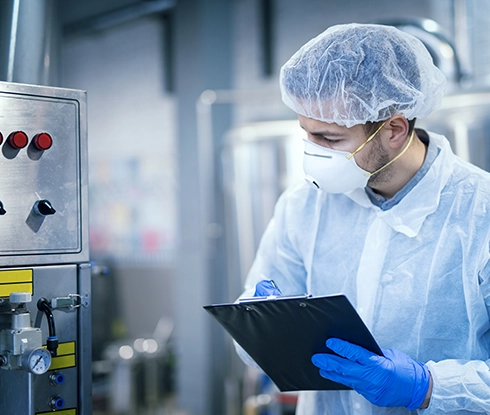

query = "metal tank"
[0, 81, 90, 415]
[419, 89, 490, 171]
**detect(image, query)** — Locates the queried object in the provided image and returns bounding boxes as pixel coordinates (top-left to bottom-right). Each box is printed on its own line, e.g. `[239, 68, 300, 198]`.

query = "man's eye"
[323, 137, 340, 144]
[307, 133, 342, 147]
[311, 133, 341, 144]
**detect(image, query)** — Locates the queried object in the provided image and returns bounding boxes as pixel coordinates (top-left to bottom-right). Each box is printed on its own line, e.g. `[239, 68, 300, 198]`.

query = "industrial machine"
[0, 81, 90, 415]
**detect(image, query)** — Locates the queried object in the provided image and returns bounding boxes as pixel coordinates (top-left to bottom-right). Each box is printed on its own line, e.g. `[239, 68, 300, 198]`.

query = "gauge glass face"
[29, 349, 51, 375]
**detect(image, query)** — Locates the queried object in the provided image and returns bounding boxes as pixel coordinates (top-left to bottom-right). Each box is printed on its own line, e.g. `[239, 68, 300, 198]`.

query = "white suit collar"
[345, 132, 453, 237]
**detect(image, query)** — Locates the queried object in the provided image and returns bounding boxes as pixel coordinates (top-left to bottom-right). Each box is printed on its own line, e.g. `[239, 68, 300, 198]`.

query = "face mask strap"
[364, 128, 415, 177]
[346, 121, 386, 160]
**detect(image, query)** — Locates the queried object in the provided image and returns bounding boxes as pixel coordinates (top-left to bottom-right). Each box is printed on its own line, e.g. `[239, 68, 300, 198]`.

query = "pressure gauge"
[21, 348, 52, 375]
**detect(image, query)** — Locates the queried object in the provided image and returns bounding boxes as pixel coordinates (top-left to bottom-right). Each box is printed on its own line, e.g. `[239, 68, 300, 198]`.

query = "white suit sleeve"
[418, 260, 490, 413]
[419, 360, 490, 413]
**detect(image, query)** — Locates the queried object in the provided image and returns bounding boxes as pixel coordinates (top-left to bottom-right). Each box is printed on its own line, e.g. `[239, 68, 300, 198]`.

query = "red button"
[0, 132, 3, 145]
[7, 131, 28, 149]
[33, 133, 53, 151]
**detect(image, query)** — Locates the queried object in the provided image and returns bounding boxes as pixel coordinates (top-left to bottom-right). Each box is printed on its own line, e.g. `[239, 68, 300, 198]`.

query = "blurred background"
[1, 0, 490, 414]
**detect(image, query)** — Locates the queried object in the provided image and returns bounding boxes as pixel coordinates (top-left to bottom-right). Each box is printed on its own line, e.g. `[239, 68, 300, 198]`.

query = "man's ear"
[384, 115, 409, 149]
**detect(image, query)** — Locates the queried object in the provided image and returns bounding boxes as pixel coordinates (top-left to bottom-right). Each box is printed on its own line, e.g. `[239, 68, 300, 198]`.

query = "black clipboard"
[204, 294, 383, 392]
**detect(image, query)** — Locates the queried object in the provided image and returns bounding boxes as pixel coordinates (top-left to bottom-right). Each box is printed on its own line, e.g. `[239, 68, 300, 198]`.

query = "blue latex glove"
[254, 280, 282, 296]
[311, 338, 430, 410]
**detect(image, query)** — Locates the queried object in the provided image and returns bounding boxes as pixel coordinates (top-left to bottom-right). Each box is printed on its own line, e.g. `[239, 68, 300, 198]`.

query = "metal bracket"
[51, 294, 88, 310]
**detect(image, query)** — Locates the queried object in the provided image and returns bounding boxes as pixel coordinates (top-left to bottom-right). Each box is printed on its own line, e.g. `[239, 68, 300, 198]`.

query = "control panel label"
[49, 341, 76, 370]
[0, 269, 33, 297]
[37, 409, 76, 415]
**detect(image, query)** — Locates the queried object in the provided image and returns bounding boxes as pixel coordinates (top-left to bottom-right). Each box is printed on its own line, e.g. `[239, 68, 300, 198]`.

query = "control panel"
[0, 85, 88, 265]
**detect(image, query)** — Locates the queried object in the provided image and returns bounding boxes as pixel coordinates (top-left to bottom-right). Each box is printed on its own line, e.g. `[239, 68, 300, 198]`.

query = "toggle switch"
[33, 200, 56, 216]
[0, 202, 5, 215]
[7, 131, 28, 149]
[32, 133, 53, 151]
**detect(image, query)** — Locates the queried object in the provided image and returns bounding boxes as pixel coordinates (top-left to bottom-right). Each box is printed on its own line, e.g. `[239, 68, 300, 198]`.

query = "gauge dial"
[22, 348, 52, 375]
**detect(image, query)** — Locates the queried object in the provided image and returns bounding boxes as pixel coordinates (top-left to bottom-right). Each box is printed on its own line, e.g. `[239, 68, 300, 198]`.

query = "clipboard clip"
[238, 294, 311, 303]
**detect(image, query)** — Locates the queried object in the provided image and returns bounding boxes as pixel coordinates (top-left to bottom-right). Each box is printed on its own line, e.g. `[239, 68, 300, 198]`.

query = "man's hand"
[311, 338, 431, 410]
[254, 280, 282, 296]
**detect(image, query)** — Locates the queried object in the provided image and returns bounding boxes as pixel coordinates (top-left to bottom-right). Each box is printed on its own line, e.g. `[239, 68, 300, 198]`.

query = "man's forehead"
[298, 114, 357, 135]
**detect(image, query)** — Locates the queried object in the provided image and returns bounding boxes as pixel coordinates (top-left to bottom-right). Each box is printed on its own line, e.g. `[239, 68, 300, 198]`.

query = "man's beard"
[366, 136, 393, 189]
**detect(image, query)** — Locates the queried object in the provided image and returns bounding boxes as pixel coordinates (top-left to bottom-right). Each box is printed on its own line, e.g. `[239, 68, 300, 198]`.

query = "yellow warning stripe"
[0, 283, 33, 297]
[0, 269, 33, 297]
[57, 341, 76, 356]
[37, 409, 76, 415]
[50, 354, 76, 370]
[45, 341, 76, 370]
[0, 269, 33, 283]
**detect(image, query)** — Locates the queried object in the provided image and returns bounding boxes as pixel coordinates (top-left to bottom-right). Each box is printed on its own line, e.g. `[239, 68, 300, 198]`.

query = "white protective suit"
[238, 131, 490, 414]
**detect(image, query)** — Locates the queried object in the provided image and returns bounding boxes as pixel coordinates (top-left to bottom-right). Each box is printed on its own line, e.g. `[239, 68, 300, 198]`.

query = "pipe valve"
[0, 292, 51, 375]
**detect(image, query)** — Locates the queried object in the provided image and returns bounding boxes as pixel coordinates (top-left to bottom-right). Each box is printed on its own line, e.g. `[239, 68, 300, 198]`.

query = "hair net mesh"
[280, 23, 447, 127]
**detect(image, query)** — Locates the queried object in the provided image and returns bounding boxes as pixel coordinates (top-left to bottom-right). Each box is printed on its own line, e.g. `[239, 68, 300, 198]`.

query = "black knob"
[0, 202, 5, 215]
[33, 200, 56, 216]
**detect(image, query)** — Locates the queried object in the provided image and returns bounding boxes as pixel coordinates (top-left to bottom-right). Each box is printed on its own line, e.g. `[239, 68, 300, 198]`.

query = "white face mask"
[303, 139, 370, 193]
[303, 122, 414, 193]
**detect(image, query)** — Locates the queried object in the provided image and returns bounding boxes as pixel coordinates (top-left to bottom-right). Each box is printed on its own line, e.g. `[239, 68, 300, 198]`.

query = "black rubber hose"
[37, 298, 58, 357]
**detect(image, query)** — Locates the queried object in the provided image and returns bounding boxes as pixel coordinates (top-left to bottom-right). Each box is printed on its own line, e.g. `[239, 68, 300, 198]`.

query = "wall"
[61, 16, 177, 339]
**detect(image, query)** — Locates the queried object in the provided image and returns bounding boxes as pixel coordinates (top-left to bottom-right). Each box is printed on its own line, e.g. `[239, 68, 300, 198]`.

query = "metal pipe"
[6, 0, 20, 82]
[64, 0, 176, 36]
[196, 88, 281, 301]
[0, 0, 60, 86]
[376, 17, 463, 85]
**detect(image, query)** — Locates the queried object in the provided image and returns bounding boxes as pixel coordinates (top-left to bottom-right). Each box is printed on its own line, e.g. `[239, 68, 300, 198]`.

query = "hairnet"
[280, 23, 447, 127]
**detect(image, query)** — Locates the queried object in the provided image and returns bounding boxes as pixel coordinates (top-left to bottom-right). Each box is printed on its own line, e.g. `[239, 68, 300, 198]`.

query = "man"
[237, 23, 490, 414]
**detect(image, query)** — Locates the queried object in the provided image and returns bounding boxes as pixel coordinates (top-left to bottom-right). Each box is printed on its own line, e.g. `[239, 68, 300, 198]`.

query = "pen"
[270, 279, 282, 294]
